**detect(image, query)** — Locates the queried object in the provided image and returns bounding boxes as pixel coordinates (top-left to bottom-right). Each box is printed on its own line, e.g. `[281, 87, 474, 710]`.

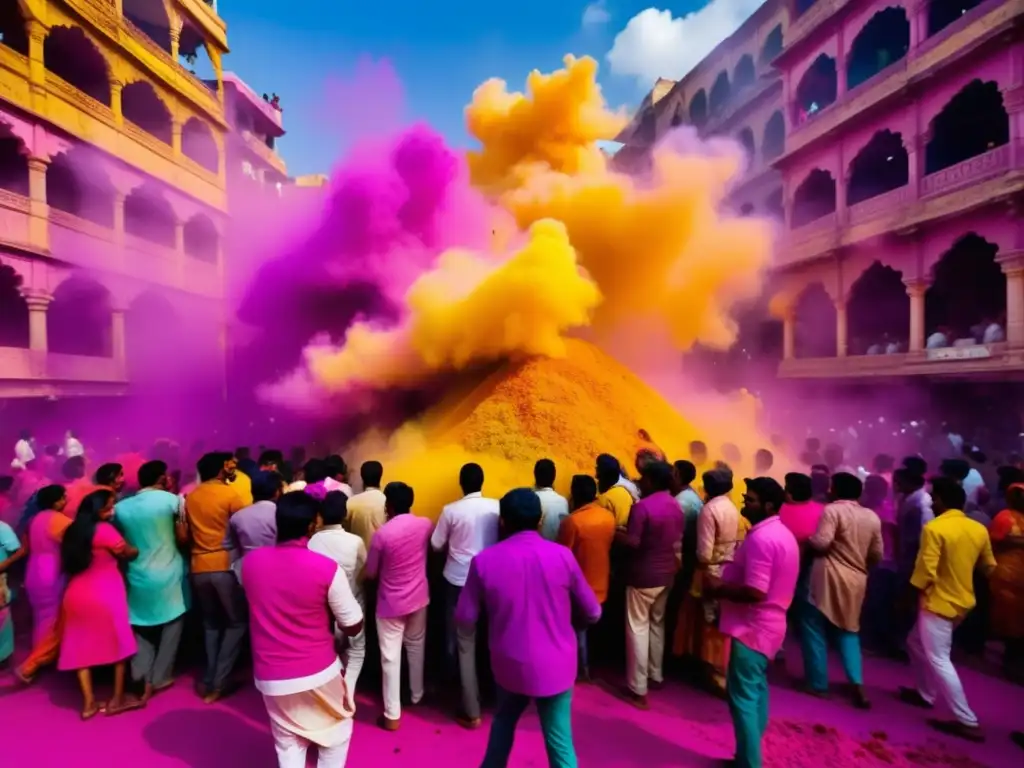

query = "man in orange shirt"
[185, 452, 247, 703]
[558, 474, 615, 681]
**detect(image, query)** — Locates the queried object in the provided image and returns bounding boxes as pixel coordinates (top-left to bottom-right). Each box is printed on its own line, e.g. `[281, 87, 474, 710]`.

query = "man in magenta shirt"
[706, 477, 799, 768]
[456, 488, 601, 768]
[778, 473, 824, 543]
[364, 482, 432, 731]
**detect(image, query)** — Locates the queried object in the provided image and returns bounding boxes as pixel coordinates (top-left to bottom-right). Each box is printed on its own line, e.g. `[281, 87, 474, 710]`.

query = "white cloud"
[606, 1, 763, 87]
[582, 1, 611, 27]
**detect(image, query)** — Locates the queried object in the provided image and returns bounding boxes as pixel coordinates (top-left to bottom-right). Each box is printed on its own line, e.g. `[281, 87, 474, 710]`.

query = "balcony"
[778, 343, 1024, 380]
[0, 347, 128, 398]
[239, 130, 288, 176]
[778, 142, 1023, 268]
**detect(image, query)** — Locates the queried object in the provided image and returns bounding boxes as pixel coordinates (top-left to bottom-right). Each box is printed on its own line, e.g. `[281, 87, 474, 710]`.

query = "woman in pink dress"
[24, 485, 71, 646]
[59, 489, 143, 719]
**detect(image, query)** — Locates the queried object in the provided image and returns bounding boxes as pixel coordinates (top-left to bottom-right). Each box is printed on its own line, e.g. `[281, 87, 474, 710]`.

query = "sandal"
[106, 697, 146, 717]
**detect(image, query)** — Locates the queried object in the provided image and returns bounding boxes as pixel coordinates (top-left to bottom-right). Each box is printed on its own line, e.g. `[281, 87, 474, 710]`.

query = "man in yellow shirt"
[185, 451, 248, 703]
[898, 477, 995, 743]
[596, 455, 634, 528]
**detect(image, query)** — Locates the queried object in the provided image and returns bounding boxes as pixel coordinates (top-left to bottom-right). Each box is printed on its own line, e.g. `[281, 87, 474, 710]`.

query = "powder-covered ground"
[1, 649, 1019, 767]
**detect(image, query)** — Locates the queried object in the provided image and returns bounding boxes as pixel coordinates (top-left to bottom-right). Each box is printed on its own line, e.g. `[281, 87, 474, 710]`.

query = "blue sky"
[211, 0, 714, 176]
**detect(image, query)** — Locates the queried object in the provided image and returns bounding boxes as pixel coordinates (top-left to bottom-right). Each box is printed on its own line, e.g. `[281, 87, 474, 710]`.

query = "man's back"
[624, 490, 684, 588]
[536, 488, 569, 541]
[431, 493, 500, 586]
[912, 510, 996, 619]
[346, 488, 387, 549]
[559, 503, 616, 602]
[456, 531, 601, 698]
[309, 525, 366, 602]
[230, 500, 278, 555]
[370, 514, 432, 617]
[186, 480, 245, 573]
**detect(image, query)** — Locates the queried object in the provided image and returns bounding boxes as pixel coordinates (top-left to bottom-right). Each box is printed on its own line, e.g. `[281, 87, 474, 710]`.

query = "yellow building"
[0, 0, 230, 399]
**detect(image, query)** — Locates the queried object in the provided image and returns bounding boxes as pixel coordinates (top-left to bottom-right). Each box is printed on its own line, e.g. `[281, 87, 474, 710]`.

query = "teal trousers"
[727, 639, 769, 768]
[798, 599, 863, 692]
[481, 687, 576, 768]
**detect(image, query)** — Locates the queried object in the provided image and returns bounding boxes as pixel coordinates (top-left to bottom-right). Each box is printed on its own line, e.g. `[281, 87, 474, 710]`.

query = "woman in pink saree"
[24, 485, 71, 646]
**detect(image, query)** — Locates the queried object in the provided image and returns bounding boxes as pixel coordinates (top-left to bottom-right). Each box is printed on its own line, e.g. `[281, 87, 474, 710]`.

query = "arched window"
[737, 127, 755, 159]
[0, 264, 29, 348]
[183, 214, 218, 262]
[762, 111, 785, 162]
[122, 81, 173, 144]
[764, 187, 784, 219]
[126, 290, 180, 379]
[709, 71, 730, 116]
[181, 118, 219, 171]
[791, 169, 836, 227]
[0, 0, 28, 55]
[636, 110, 656, 145]
[847, 8, 910, 91]
[794, 54, 838, 123]
[928, 0, 983, 37]
[794, 283, 837, 358]
[670, 104, 685, 128]
[689, 89, 708, 127]
[847, 130, 909, 206]
[178, 22, 217, 89]
[43, 26, 111, 106]
[760, 25, 783, 64]
[733, 55, 755, 91]
[926, 233, 1005, 335]
[45, 148, 116, 227]
[0, 123, 28, 196]
[925, 80, 1009, 175]
[847, 263, 908, 354]
[47, 276, 113, 357]
[122, 0, 172, 54]
[124, 186, 176, 247]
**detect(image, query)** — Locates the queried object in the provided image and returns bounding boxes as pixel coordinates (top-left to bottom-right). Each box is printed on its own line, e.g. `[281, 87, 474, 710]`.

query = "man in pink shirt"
[779, 473, 824, 544]
[363, 482, 432, 731]
[706, 477, 799, 768]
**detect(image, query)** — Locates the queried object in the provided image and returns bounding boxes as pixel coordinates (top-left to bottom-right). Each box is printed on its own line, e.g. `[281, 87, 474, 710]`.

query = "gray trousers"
[192, 571, 248, 691]
[445, 579, 480, 719]
[131, 616, 184, 687]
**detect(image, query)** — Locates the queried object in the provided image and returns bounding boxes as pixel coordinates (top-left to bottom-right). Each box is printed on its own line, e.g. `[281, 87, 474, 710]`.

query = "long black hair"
[61, 489, 115, 577]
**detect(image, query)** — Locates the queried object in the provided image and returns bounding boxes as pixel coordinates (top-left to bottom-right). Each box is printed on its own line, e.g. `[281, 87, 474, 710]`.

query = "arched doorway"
[0, 0, 28, 55]
[794, 283, 837, 358]
[124, 186, 176, 247]
[43, 26, 111, 106]
[689, 89, 707, 128]
[178, 21, 217, 89]
[122, 81, 173, 144]
[846, 8, 910, 90]
[47, 276, 113, 357]
[126, 289, 179, 380]
[926, 233, 1006, 342]
[46, 148, 116, 227]
[847, 130, 909, 206]
[0, 263, 29, 348]
[791, 169, 836, 227]
[762, 111, 785, 162]
[709, 71, 730, 116]
[183, 214, 218, 262]
[795, 54, 838, 124]
[736, 127, 755, 160]
[670, 104, 685, 128]
[847, 262, 909, 354]
[928, 0, 982, 37]
[733, 55, 755, 92]
[760, 25, 783, 64]
[122, 0, 172, 53]
[0, 123, 28, 196]
[925, 80, 1009, 174]
[181, 118, 219, 171]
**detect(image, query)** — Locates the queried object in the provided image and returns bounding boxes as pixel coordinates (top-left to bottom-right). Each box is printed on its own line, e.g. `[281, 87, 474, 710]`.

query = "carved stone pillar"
[26, 155, 48, 250]
[906, 134, 922, 199]
[835, 297, 848, 358]
[998, 250, 1024, 347]
[904, 278, 929, 352]
[26, 19, 46, 107]
[171, 122, 182, 155]
[782, 309, 796, 361]
[174, 219, 185, 253]
[111, 308, 126, 367]
[170, 27, 181, 61]
[1004, 86, 1024, 169]
[23, 291, 52, 352]
[113, 190, 126, 245]
[111, 79, 124, 125]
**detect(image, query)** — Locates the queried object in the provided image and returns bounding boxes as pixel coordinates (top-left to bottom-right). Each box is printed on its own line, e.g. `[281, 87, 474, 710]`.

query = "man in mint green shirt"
[115, 459, 189, 700]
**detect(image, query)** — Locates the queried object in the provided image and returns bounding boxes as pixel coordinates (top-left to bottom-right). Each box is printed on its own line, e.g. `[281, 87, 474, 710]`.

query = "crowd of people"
[0, 432, 1023, 768]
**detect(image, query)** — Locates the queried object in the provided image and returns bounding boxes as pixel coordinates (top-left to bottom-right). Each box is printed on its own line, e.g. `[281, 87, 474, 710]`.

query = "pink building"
[219, 72, 288, 197]
[772, 0, 1023, 380]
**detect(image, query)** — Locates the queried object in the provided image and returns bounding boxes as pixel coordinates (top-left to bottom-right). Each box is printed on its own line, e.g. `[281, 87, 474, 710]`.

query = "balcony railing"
[0, 347, 126, 384]
[920, 144, 1012, 198]
[847, 185, 911, 225]
[778, 343, 1020, 379]
[239, 130, 287, 174]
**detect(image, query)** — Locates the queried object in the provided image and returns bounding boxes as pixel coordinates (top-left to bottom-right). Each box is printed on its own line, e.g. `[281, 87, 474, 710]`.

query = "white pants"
[377, 606, 427, 720]
[625, 586, 668, 696]
[907, 609, 978, 727]
[337, 625, 366, 709]
[270, 716, 353, 768]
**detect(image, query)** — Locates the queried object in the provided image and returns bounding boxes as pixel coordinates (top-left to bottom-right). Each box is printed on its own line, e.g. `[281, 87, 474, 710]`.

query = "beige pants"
[377, 607, 427, 720]
[625, 586, 668, 696]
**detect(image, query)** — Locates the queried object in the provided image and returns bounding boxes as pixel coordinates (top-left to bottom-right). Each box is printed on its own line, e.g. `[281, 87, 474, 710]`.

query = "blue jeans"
[482, 687, 576, 768]
[727, 640, 769, 768]
[799, 600, 862, 692]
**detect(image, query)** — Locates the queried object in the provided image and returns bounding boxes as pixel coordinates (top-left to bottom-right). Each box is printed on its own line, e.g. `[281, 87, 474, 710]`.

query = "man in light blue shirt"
[533, 459, 569, 541]
[115, 459, 188, 700]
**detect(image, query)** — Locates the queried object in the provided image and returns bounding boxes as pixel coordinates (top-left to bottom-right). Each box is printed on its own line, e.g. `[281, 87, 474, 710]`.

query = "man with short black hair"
[230, 471, 285, 577]
[534, 458, 568, 541]
[898, 477, 996, 742]
[346, 461, 387, 550]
